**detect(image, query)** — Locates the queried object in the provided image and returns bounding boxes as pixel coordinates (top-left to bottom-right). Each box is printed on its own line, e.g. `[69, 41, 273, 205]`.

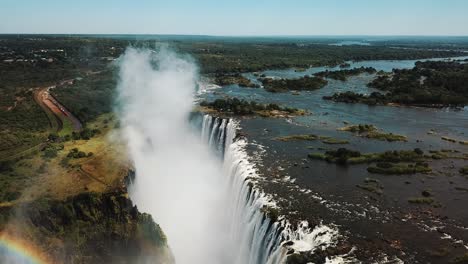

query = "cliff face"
[0, 191, 173, 264]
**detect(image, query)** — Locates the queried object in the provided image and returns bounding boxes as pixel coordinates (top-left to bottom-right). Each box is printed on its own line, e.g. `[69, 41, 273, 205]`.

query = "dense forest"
[260, 76, 328, 92]
[325, 61, 468, 107]
[368, 61, 468, 105]
[176, 41, 466, 74]
[1, 36, 467, 154]
[52, 71, 117, 123]
[200, 98, 301, 115]
[315, 66, 377, 81]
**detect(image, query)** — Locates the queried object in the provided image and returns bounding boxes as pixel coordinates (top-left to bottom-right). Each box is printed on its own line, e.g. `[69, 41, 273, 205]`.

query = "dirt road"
[34, 84, 82, 132]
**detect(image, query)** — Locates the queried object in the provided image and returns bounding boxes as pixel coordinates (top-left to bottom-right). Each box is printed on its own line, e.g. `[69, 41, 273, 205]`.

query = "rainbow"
[0, 233, 51, 264]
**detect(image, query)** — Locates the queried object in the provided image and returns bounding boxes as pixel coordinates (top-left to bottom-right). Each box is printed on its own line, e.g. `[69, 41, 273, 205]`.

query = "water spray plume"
[116, 47, 341, 264]
[116, 47, 229, 264]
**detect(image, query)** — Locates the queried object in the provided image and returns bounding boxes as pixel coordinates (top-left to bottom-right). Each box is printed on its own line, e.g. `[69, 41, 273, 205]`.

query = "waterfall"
[117, 47, 346, 264]
[201, 114, 345, 264]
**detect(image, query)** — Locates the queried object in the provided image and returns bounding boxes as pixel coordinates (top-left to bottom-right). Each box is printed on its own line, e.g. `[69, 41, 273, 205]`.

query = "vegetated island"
[274, 134, 349, 144]
[212, 73, 260, 88]
[198, 98, 307, 117]
[308, 148, 432, 175]
[338, 124, 407, 142]
[315, 66, 377, 81]
[324, 61, 468, 107]
[259, 75, 328, 93]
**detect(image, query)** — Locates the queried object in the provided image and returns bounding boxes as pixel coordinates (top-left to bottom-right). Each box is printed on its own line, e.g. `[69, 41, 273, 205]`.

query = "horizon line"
[1, 33, 468, 38]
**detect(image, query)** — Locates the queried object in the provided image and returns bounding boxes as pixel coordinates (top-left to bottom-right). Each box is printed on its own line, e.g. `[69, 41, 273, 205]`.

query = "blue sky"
[1, 0, 467, 35]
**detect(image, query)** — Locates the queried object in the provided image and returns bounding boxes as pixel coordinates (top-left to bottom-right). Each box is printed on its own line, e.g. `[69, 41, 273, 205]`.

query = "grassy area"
[0, 114, 128, 204]
[338, 124, 407, 142]
[274, 134, 348, 144]
[321, 137, 349, 145]
[308, 148, 425, 165]
[367, 162, 431, 175]
[275, 134, 319, 141]
[356, 178, 383, 195]
[441, 136, 468, 145]
[426, 150, 468, 162]
[308, 148, 434, 175]
[408, 197, 434, 204]
[58, 117, 74, 137]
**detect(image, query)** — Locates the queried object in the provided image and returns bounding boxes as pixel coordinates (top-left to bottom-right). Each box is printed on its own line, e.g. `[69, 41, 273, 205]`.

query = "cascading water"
[200, 115, 345, 264]
[117, 47, 344, 264]
[201, 116, 286, 264]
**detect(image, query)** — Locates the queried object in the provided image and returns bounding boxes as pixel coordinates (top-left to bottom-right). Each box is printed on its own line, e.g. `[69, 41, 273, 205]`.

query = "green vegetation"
[320, 137, 349, 144]
[0, 191, 170, 263]
[1, 37, 465, 161]
[308, 148, 363, 164]
[367, 162, 431, 175]
[212, 73, 259, 87]
[58, 118, 74, 136]
[0, 37, 122, 156]
[67, 148, 88, 159]
[460, 166, 468, 175]
[260, 75, 328, 93]
[408, 197, 435, 204]
[308, 148, 430, 174]
[2, 35, 468, 264]
[315, 66, 377, 81]
[0, 114, 121, 205]
[199, 98, 306, 116]
[0, 95, 49, 155]
[441, 136, 468, 145]
[427, 149, 464, 160]
[325, 61, 468, 107]
[70, 127, 100, 140]
[339, 124, 376, 133]
[274, 134, 348, 144]
[42, 143, 64, 159]
[52, 71, 116, 123]
[275, 134, 320, 141]
[339, 124, 407, 142]
[177, 40, 465, 74]
[367, 61, 468, 106]
[356, 178, 383, 195]
[323, 91, 387, 105]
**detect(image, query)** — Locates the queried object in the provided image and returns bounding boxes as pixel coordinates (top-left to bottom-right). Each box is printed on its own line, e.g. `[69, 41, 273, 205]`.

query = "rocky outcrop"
[0, 191, 173, 264]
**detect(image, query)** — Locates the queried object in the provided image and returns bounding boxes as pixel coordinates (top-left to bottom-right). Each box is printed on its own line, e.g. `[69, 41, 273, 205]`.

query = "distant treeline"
[324, 61, 468, 107]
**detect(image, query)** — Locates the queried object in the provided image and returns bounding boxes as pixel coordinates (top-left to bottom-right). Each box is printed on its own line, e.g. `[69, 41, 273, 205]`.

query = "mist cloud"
[116, 47, 231, 264]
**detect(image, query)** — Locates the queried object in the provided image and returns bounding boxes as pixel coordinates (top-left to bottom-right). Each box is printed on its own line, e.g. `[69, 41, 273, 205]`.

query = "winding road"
[34, 83, 82, 132]
[0, 80, 83, 162]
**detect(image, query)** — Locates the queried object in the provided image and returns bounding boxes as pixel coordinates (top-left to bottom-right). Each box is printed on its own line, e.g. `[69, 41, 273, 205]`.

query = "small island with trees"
[315, 66, 377, 81]
[212, 73, 260, 88]
[198, 97, 307, 117]
[324, 61, 468, 107]
[260, 75, 328, 93]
